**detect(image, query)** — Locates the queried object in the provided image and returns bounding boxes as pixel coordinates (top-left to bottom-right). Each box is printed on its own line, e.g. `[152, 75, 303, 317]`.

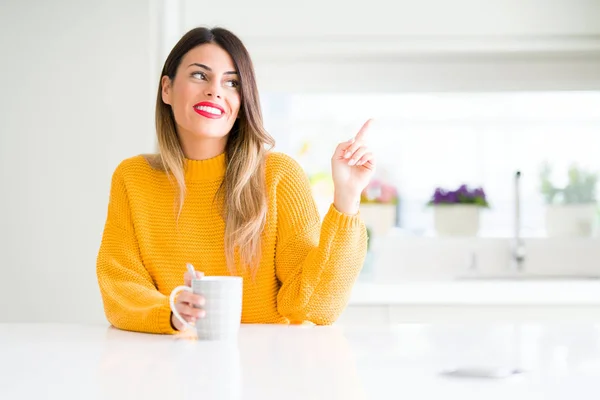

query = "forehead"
[180, 43, 237, 72]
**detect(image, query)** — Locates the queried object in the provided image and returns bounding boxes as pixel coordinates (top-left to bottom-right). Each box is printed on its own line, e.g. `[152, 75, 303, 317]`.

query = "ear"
[161, 75, 173, 105]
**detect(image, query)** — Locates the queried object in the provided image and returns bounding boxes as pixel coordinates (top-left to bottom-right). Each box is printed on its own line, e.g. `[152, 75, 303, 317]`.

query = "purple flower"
[447, 191, 458, 203]
[433, 188, 445, 203]
[474, 187, 486, 200]
[428, 184, 490, 207]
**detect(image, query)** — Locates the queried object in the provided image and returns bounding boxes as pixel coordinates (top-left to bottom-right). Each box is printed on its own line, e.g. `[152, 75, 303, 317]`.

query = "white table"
[2, 322, 600, 399]
[349, 281, 600, 306]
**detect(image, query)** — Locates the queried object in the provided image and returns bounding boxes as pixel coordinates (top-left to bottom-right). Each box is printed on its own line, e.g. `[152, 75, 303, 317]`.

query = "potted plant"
[427, 184, 489, 236]
[360, 179, 399, 238]
[539, 162, 598, 237]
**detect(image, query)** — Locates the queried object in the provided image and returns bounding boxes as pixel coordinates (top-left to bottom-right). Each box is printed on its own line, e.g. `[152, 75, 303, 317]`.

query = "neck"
[180, 135, 228, 161]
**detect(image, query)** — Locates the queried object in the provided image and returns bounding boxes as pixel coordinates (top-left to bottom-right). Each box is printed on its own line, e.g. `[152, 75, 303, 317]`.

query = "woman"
[96, 27, 375, 334]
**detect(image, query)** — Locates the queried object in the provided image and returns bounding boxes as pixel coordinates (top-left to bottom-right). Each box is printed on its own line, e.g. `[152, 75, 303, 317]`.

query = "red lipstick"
[193, 101, 225, 119]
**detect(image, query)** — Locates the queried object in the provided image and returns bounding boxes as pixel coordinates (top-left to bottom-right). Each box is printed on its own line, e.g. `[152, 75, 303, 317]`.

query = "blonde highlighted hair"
[154, 27, 275, 276]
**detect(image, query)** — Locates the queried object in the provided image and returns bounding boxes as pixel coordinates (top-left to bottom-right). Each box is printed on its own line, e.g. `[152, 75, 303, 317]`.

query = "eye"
[191, 71, 207, 80]
[225, 79, 240, 89]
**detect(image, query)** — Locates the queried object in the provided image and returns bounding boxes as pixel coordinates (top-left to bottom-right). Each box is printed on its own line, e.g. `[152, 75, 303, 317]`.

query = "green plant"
[539, 161, 598, 205]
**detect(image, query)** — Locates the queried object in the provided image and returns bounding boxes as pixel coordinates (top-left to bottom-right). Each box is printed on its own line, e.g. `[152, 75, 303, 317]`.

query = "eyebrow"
[187, 63, 238, 75]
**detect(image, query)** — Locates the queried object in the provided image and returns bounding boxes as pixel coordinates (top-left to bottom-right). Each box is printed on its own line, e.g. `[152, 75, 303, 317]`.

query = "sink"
[457, 274, 600, 281]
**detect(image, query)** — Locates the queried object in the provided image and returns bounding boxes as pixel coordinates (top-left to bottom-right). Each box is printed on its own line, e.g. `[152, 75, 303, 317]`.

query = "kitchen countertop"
[349, 280, 600, 306]
[2, 322, 600, 399]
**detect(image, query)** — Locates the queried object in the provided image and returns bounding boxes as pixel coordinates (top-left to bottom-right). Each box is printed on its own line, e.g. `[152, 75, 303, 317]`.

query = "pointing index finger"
[354, 118, 373, 142]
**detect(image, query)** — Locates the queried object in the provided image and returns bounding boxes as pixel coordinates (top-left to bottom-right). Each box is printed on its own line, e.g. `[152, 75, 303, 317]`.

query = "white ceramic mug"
[169, 276, 243, 340]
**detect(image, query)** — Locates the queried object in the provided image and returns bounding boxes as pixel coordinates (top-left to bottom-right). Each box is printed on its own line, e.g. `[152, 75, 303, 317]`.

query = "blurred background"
[1, 0, 600, 324]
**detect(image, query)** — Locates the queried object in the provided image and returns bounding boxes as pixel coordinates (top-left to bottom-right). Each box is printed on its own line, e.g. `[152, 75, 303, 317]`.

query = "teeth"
[195, 105, 222, 115]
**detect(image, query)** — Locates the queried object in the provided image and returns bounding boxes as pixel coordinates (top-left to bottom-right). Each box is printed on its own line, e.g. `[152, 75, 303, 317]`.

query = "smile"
[193, 102, 225, 119]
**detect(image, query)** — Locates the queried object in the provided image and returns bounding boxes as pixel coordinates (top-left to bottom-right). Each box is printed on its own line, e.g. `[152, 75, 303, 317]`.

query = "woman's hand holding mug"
[170, 270, 205, 331]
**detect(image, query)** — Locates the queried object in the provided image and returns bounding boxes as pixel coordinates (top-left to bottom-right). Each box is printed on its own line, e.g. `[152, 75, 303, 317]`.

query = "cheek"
[171, 82, 194, 111]
[230, 95, 241, 119]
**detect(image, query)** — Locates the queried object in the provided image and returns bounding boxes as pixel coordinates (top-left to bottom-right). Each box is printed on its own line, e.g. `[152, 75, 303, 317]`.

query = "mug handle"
[169, 285, 196, 330]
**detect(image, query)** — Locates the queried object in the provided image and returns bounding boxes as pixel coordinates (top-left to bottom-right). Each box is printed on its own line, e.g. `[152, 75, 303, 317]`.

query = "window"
[262, 91, 600, 237]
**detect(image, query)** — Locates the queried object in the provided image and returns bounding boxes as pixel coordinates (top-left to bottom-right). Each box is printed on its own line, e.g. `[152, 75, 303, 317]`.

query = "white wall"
[182, 0, 600, 92]
[183, 0, 600, 38]
[0, 0, 159, 323]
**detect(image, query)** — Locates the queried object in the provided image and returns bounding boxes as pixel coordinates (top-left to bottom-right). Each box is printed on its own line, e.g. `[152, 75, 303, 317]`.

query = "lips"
[193, 101, 225, 119]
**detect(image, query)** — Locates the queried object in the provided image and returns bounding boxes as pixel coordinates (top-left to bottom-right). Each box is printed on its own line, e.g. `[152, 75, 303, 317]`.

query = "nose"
[204, 81, 222, 99]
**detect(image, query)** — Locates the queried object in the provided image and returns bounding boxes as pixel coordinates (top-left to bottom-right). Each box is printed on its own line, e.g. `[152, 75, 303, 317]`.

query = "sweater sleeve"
[96, 163, 176, 334]
[274, 157, 368, 325]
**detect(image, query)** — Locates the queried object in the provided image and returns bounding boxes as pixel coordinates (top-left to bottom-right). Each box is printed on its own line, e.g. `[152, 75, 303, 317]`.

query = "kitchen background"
[263, 91, 600, 237]
[1, 0, 600, 324]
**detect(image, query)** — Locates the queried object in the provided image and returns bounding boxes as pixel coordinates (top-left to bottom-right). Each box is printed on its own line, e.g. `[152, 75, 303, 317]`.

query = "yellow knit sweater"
[96, 151, 367, 334]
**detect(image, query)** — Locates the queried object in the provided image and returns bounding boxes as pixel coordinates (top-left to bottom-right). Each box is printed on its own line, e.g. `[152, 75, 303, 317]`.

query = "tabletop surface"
[350, 280, 600, 305]
[1, 322, 600, 399]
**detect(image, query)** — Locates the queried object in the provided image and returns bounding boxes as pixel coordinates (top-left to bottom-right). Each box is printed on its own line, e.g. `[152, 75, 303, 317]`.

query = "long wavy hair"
[154, 27, 275, 276]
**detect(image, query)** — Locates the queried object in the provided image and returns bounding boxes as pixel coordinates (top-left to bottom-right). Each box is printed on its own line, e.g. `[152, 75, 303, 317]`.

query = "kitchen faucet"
[463, 170, 526, 276]
[511, 171, 526, 271]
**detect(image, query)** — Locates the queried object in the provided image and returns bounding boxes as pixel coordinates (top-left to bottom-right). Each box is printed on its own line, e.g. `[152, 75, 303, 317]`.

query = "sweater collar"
[184, 152, 226, 182]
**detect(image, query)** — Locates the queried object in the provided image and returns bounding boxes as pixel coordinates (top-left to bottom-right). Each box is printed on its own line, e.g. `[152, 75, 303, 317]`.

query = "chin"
[191, 123, 232, 139]
[190, 131, 229, 139]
